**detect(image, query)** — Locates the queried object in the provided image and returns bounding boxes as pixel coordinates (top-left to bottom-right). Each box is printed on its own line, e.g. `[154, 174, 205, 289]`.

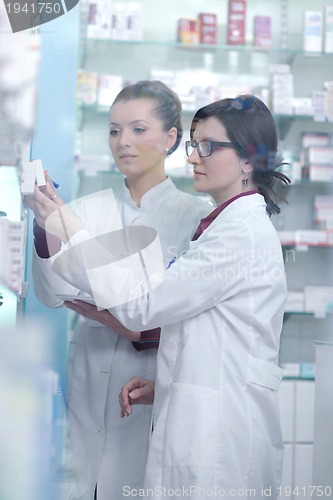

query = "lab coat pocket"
[246, 356, 284, 461]
[247, 356, 282, 392]
[163, 382, 218, 468]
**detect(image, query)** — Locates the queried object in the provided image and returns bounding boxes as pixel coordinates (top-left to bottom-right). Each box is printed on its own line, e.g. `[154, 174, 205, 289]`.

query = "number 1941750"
[278, 485, 332, 497]
[5, 3, 62, 14]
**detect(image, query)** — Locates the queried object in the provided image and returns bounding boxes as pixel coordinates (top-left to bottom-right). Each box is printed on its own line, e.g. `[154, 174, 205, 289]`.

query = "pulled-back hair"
[190, 94, 290, 215]
[111, 80, 183, 154]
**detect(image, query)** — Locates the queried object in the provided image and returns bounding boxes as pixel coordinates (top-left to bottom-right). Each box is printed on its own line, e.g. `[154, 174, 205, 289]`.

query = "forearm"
[104, 313, 141, 342]
[33, 218, 61, 258]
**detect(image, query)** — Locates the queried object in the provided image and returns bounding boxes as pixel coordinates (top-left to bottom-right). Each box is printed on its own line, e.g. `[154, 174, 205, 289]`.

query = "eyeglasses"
[185, 140, 235, 158]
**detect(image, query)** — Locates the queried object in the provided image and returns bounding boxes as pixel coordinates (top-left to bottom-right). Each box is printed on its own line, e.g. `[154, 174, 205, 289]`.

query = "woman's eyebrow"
[193, 136, 220, 142]
[129, 119, 149, 125]
[109, 119, 149, 126]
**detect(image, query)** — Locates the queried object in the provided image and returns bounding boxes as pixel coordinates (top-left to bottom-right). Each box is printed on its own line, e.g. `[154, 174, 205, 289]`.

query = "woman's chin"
[193, 180, 204, 193]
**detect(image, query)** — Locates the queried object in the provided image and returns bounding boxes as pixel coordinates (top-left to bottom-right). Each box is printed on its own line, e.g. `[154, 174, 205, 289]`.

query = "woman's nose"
[118, 130, 132, 147]
[187, 149, 200, 164]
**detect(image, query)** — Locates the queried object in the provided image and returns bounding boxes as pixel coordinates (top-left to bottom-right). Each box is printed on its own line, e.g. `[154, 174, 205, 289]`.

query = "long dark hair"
[190, 94, 291, 215]
[111, 80, 183, 154]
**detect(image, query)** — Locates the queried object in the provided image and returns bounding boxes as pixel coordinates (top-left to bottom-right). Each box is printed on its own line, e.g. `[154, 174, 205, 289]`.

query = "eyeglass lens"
[186, 141, 211, 157]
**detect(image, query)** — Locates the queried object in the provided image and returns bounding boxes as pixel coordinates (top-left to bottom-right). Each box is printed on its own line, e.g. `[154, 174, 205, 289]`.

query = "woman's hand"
[32, 187, 82, 242]
[119, 377, 155, 418]
[64, 300, 141, 342]
[25, 173, 82, 242]
[24, 170, 61, 224]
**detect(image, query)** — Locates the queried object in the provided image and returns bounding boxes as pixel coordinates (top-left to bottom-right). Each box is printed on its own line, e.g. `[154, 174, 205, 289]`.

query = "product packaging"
[227, 0, 246, 45]
[87, 0, 113, 39]
[125, 2, 143, 41]
[324, 5, 333, 53]
[270, 68, 293, 115]
[302, 165, 333, 182]
[292, 97, 313, 116]
[97, 74, 123, 107]
[177, 18, 198, 44]
[301, 132, 330, 148]
[253, 15, 271, 48]
[111, 2, 127, 40]
[312, 89, 326, 122]
[198, 13, 217, 44]
[303, 11, 323, 52]
[77, 70, 98, 105]
[285, 291, 305, 313]
[324, 81, 333, 122]
[304, 286, 333, 313]
[305, 146, 333, 165]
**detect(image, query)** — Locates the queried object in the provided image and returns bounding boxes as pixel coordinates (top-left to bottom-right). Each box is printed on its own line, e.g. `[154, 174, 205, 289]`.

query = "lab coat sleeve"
[32, 247, 80, 308]
[32, 191, 124, 309]
[113, 218, 255, 330]
[51, 218, 256, 331]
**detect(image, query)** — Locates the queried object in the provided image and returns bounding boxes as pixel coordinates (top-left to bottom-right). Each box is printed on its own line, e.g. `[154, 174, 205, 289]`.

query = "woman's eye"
[133, 127, 145, 134]
[109, 129, 120, 136]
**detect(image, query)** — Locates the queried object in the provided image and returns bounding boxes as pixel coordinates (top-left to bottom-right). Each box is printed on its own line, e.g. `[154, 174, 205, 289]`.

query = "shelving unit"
[0, 7, 63, 499]
[74, 2, 333, 495]
[0, 23, 41, 325]
[75, 0, 333, 176]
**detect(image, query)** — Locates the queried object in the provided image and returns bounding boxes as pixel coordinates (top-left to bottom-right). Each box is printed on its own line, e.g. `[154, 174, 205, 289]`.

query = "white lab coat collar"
[121, 177, 177, 210]
[207, 192, 267, 231]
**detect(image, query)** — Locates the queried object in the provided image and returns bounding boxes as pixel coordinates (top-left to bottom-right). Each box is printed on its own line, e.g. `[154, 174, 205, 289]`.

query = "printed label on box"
[227, 0, 246, 45]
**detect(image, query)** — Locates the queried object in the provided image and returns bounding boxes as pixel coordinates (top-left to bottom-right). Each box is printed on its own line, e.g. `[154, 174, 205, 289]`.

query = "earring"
[165, 148, 169, 154]
[242, 169, 253, 188]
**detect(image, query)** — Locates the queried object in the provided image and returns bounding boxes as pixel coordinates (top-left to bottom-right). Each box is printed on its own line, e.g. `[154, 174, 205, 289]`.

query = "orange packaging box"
[177, 18, 198, 44]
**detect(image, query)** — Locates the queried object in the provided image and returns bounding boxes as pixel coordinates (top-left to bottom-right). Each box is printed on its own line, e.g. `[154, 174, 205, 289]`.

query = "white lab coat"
[32, 178, 210, 500]
[53, 193, 287, 500]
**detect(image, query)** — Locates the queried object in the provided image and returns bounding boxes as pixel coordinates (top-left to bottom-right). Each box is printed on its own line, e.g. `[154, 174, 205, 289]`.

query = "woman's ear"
[166, 127, 178, 151]
[240, 158, 252, 174]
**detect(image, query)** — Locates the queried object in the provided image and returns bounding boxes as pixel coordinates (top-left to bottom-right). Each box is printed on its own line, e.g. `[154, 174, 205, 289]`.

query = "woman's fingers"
[119, 377, 155, 418]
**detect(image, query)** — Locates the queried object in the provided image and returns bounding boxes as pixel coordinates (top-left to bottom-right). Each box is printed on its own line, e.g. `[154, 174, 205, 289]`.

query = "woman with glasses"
[31, 94, 290, 499]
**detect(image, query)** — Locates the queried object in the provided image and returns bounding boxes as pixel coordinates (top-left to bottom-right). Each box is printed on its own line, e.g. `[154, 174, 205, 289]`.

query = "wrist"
[33, 217, 61, 258]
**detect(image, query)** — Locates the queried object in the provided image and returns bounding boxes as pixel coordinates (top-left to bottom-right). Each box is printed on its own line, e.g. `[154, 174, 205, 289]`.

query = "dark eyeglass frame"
[185, 140, 235, 158]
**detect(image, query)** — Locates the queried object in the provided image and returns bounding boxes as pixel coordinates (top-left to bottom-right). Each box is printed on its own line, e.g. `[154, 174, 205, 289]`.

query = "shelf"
[280, 363, 316, 380]
[81, 38, 333, 78]
[84, 38, 333, 59]
[78, 103, 323, 126]
[284, 311, 333, 317]
[77, 103, 332, 142]
[279, 230, 333, 248]
[314, 340, 333, 347]
[78, 103, 207, 114]
[281, 243, 333, 248]
[289, 179, 333, 186]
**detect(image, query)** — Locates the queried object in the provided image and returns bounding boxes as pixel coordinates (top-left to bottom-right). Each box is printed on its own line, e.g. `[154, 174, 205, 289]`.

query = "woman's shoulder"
[170, 187, 211, 214]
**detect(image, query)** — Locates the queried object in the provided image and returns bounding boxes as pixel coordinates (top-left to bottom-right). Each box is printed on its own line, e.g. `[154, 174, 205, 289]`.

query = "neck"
[126, 171, 167, 206]
[213, 186, 259, 206]
[212, 186, 257, 206]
